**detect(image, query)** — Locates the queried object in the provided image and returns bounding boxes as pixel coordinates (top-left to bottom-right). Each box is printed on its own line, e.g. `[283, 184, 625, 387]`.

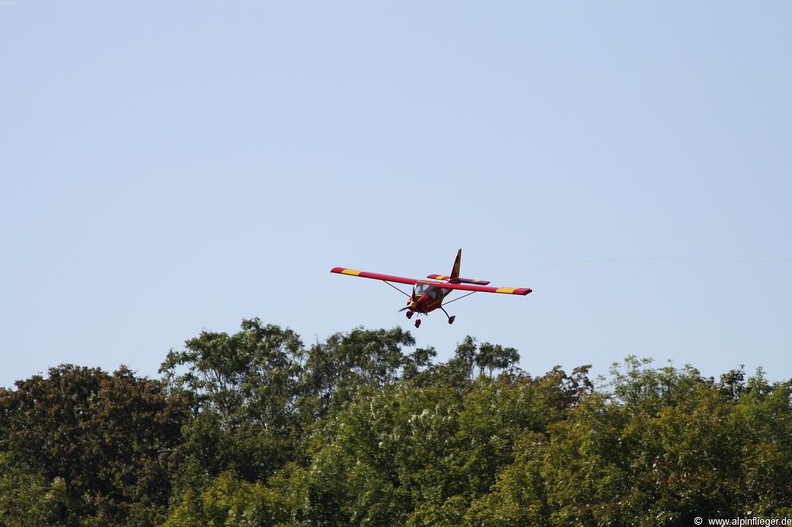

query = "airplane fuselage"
[407, 282, 451, 314]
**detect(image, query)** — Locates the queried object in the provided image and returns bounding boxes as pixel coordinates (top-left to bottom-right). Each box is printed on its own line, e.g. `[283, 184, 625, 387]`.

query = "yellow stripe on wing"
[341, 269, 363, 276]
[496, 287, 516, 294]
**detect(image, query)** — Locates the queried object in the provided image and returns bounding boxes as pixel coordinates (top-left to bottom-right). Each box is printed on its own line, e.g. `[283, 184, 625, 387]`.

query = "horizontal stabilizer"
[427, 274, 491, 285]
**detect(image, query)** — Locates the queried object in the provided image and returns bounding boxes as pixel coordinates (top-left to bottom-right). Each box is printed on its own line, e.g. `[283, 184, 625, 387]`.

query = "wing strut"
[383, 280, 410, 298]
[442, 291, 477, 306]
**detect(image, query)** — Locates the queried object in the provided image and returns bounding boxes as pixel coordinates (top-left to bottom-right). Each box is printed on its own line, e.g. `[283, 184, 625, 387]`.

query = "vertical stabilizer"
[427, 249, 490, 284]
[451, 248, 462, 281]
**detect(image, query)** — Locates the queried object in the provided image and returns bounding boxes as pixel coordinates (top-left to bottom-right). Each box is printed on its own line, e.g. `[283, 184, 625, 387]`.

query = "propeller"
[399, 298, 418, 312]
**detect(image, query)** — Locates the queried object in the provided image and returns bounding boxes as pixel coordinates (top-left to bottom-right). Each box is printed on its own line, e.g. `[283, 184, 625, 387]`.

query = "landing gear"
[405, 311, 413, 319]
[414, 318, 421, 328]
[440, 307, 455, 325]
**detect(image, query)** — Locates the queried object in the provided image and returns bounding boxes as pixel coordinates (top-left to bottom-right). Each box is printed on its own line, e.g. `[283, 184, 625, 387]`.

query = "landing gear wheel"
[448, 316, 456, 325]
[414, 319, 421, 328]
[406, 311, 413, 319]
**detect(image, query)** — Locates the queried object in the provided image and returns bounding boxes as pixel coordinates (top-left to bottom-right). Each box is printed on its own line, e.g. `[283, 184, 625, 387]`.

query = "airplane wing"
[331, 268, 531, 295]
[428, 281, 532, 295]
[330, 267, 420, 286]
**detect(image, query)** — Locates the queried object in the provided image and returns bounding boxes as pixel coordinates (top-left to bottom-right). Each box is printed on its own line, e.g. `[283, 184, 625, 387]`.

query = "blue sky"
[2, 1, 790, 388]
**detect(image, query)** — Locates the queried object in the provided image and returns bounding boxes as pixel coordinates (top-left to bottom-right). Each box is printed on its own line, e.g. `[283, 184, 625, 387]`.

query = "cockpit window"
[413, 283, 435, 297]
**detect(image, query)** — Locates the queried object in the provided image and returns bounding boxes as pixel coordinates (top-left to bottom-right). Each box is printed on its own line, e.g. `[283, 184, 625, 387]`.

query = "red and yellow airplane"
[331, 249, 532, 327]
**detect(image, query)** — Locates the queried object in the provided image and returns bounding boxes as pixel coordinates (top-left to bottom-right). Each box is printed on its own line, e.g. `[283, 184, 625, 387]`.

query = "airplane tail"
[451, 248, 462, 281]
[427, 249, 491, 285]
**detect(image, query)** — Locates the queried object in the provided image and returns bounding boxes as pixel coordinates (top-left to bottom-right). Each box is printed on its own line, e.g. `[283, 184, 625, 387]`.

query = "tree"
[301, 326, 417, 417]
[6, 319, 792, 526]
[160, 318, 304, 429]
[0, 365, 191, 526]
[475, 342, 520, 378]
[0, 453, 70, 527]
[163, 471, 292, 527]
[444, 336, 521, 379]
[304, 381, 462, 526]
[160, 319, 306, 484]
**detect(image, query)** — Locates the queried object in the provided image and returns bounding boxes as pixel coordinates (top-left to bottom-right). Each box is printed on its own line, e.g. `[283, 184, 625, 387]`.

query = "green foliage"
[302, 326, 419, 413]
[163, 471, 292, 527]
[473, 358, 792, 526]
[160, 318, 305, 428]
[3, 321, 792, 526]
[0, 364, 191, 526]
[0, 453, 70, 526]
